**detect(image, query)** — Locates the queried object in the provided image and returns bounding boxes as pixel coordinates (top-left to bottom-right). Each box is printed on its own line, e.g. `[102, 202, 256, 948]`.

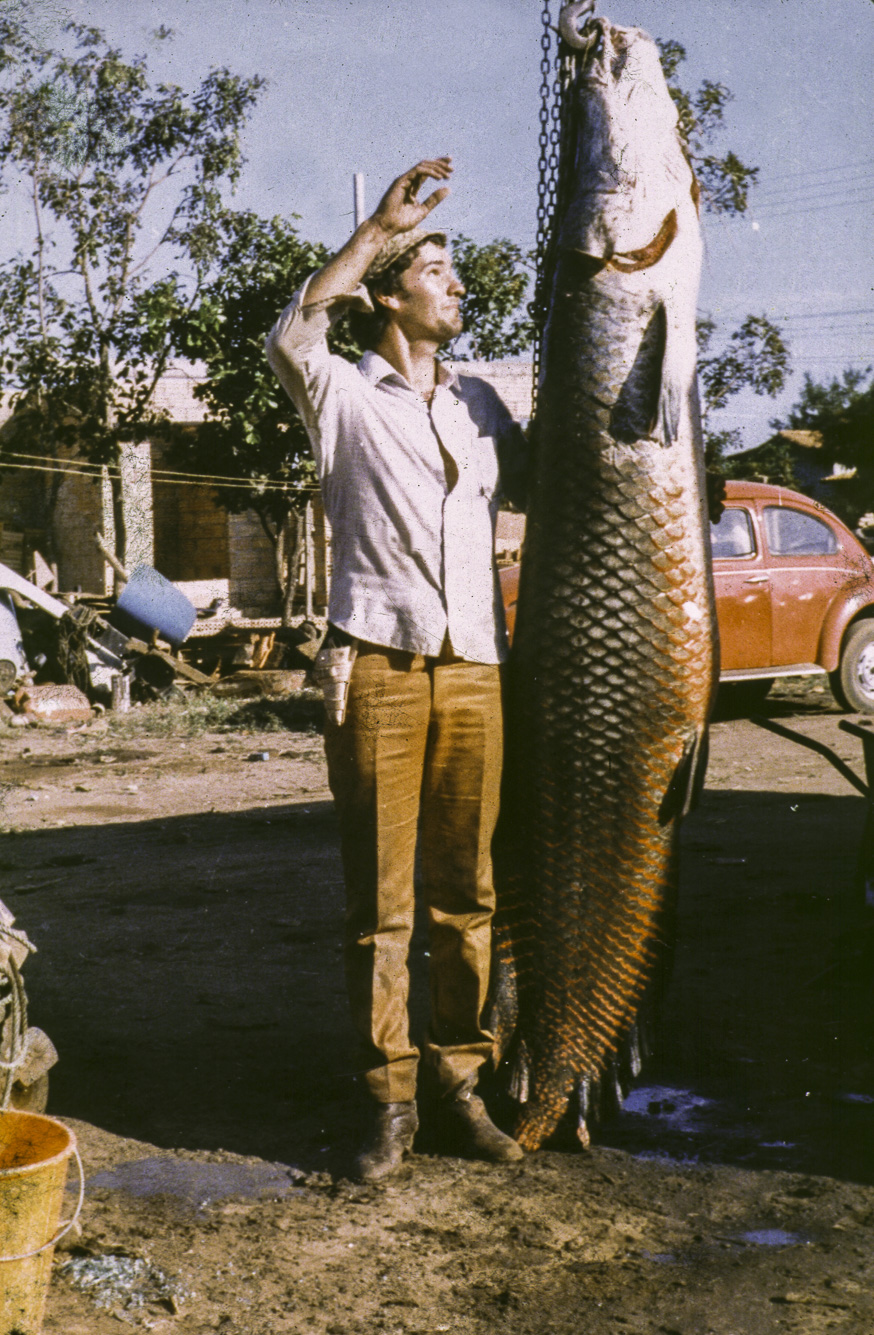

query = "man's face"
[383, 242, 465, 344]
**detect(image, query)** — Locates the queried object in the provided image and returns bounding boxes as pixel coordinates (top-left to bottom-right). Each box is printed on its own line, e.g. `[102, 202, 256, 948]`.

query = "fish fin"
[610, 305, 667, 444]
[656, 377, 683, 446]
[659, 728, 710, 823]
[577, 1078, 592, 1149]
[487, 936, 520, 1064]
[653, 305, 684, 446]
[508, 1040, 531, 1105]
[652, 291, 698, 447]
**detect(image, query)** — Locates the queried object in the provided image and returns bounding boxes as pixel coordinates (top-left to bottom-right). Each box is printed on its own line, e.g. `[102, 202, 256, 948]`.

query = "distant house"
[729, 428, 864, 531]
[0, 360, 533, 616]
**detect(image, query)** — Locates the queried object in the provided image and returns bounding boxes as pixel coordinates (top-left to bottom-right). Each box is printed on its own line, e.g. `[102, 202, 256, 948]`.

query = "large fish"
[491, 7, 718, 1151]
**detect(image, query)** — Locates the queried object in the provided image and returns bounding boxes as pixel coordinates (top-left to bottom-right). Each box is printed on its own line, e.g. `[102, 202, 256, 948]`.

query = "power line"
[706, 183, 874, 223]
[751, 159, 874, 186]
[698, 306, 874, 321]
[775, 308, 874, 321]
[0, 456, 322, 495]
[785, 330, 873, 338]
[0, 450, 316, 490]
[751, 191, 874, 216]
[753, 196, 874, 222]
[752, 173, 874, 203]
[708, 197, 874, 225]
[743, 188, 874, 209]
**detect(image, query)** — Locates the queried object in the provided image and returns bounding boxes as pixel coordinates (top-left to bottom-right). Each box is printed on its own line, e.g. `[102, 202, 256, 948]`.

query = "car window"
[763, 506, 838, 557]
[710, 508, 756, 558]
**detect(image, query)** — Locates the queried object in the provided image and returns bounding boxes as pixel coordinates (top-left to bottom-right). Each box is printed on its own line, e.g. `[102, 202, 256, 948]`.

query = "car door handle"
[743, 575, 769, 584]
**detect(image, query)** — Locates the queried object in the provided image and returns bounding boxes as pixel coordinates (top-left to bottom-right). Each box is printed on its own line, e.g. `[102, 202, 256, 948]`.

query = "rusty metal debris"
[0, 558, 328, 721]
[0, 559, 209, 718]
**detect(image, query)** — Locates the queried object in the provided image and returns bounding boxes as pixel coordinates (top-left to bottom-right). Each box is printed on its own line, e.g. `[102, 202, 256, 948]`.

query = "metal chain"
[531, 0, 563, 418]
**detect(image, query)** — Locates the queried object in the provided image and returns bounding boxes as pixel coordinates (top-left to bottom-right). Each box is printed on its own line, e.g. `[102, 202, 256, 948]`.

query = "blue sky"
[8, 0, 874, 444]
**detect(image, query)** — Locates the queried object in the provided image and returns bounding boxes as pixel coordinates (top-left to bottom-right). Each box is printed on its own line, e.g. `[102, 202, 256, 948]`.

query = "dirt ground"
[2, 677, 874, 1335]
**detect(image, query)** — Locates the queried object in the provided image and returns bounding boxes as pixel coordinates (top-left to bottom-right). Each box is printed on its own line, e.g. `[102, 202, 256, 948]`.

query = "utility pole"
[353, 172, 365, 228]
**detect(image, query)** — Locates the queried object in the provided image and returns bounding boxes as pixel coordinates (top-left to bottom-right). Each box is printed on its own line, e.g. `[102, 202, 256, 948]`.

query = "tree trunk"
[109, 466, 127, 595]
[99, 347, 127, 593]
[284, 510, 305, 626]
[259, 506, 304, 627]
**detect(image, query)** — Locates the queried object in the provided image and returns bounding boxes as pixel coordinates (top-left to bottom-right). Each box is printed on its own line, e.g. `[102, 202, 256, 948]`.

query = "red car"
[499, 480, 874, 713]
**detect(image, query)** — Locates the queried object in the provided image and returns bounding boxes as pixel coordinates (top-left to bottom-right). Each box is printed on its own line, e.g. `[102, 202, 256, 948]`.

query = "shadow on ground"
[3, 780, 873, 1184]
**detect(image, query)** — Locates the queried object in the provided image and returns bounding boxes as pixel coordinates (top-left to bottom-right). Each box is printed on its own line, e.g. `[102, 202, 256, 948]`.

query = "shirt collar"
[358, 350, 460, 393]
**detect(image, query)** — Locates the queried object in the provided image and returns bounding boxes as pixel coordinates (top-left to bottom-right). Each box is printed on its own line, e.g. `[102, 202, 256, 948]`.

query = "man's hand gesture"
[372, 158, 453, 238]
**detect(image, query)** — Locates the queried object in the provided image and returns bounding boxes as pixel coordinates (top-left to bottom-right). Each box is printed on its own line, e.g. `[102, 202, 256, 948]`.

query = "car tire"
[831, 620, 874, 714]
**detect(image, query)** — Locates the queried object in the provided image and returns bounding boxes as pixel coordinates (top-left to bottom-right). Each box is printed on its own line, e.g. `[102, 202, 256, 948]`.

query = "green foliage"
[696, 315, 791, 492]
[172, 224, 535, 542]
[170, 210, 360, 530]
[778, 367, 874, 470]
[657, 39, 758, 215]
[105, 690, 323, 738]
[450, 236, 535, 361]
[0, 15, 263, 560]
[698, 314, 790, 415]
[720, 436, 798, 488]
[169, 210, 368, 617]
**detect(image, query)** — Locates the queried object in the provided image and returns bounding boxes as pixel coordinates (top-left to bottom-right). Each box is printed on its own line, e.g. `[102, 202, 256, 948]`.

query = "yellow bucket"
[0, 1111, 80, 1335]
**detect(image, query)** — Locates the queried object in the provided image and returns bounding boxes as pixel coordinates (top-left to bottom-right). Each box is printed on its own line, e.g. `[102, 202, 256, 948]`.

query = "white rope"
[0, 1146, 85, 1264]
[0, 959, 28, 1109]
[0, 1028, 32, 1073]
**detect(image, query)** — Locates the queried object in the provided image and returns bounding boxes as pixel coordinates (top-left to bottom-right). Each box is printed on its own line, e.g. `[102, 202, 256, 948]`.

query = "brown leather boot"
[354, 1101, 419, 1182]
[446, 1087, 524, 1163]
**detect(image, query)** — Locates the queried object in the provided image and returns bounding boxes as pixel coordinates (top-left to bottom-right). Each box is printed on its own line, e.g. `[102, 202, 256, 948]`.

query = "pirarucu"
[491, 8, 719, 1151]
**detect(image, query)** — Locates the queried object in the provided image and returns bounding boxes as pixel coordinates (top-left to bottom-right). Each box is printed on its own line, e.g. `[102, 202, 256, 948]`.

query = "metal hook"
[558, 0, 597, 49]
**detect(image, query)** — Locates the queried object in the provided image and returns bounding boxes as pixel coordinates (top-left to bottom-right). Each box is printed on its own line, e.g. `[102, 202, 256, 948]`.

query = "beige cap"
[364, 228, 448, 281]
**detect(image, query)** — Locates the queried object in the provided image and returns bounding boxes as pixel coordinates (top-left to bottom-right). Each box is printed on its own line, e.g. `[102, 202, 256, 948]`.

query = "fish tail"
[514, 1082, 576, 1151]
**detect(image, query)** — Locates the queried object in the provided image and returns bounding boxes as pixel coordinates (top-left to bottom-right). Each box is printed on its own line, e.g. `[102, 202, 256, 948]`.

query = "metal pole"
[353, 172, 365, 228]
[304, 499, 314, 619]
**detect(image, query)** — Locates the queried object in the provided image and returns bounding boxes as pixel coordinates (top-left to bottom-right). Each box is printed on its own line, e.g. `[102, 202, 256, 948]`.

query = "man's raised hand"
[372, 158, 453, 237]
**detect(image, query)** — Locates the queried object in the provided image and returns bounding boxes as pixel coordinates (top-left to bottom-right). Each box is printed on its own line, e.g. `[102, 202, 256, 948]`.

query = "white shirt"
[265, 278, 528, 663]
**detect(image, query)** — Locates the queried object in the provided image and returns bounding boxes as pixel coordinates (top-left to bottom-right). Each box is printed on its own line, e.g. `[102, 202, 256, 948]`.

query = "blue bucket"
[112, 566, 197, 648]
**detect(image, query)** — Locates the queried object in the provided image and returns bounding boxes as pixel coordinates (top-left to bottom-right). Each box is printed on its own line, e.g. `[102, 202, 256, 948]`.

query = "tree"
[779, 367, 874, 470]
[696, 314, 791, 486]
[749, 367, 874, 527]
[450, 236, 535, 361]
[169, 211, 364, 622]
[0, 16, 263, 569]
[657, 39, 759, 215]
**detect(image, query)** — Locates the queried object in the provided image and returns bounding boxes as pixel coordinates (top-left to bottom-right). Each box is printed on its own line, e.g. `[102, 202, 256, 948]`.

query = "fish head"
[557, 16, 698, 263]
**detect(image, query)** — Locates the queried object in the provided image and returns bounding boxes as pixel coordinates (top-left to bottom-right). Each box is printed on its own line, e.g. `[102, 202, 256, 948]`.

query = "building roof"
[770, 428, 824, 450]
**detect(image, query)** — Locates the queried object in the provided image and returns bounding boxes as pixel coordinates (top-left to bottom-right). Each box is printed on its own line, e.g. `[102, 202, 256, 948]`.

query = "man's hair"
[349, 239, 432, 352]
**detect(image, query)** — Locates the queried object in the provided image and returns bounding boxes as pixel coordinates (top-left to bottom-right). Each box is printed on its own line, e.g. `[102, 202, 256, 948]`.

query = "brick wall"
[228, 511, 279, 616]
[151, 441, 230, 582]
[463, 360, 533, 422]
[52, 458, 112, 594]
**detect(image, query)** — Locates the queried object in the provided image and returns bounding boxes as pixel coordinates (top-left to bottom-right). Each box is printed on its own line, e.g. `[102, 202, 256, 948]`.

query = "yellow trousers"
[324, 640, 503, 1103]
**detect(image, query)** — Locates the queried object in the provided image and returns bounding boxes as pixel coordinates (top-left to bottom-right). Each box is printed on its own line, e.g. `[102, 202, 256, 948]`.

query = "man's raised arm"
[303, 156, 453, 306]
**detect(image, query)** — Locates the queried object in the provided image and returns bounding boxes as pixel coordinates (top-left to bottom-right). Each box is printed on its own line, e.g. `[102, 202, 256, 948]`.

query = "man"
[266, 158, 527, 1180]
